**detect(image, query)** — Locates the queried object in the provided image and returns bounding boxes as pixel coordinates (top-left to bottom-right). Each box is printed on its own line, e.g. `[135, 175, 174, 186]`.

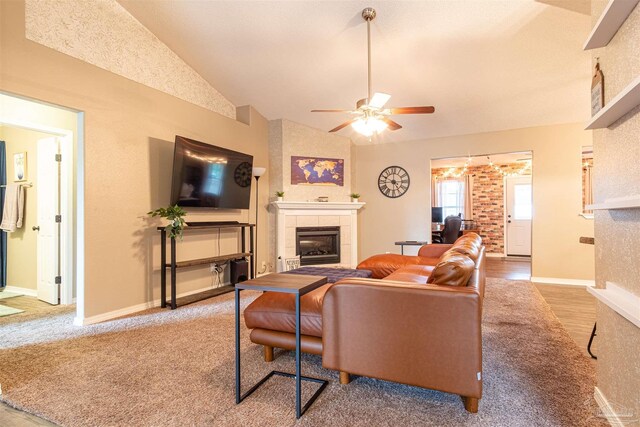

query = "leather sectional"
[244, 233, 486, 412]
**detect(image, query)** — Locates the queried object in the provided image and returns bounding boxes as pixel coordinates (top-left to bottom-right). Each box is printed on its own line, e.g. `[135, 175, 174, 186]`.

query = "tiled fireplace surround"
[272, 201, 365, 269]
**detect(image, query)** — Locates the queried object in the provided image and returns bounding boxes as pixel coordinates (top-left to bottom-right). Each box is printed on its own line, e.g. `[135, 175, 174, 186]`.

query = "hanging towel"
[0, 183, 25, 232]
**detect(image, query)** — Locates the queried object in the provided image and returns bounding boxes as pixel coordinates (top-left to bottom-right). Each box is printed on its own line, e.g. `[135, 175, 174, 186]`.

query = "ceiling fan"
[312, 7, 435, 137]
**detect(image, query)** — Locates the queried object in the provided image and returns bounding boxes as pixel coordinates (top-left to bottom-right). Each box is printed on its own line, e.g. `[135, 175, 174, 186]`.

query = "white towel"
[0, 183, 25, 232]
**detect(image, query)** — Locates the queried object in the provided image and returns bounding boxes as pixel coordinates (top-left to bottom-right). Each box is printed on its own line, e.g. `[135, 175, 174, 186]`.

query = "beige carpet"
[0, 279, 607, 426]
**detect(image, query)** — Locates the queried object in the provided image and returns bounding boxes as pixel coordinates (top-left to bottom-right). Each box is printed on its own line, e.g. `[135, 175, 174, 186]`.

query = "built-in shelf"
[583, 0, 640, 50]
[586, 195, 640, 210]
[585, 76, 640, 129]
[588, 282, 640, 329]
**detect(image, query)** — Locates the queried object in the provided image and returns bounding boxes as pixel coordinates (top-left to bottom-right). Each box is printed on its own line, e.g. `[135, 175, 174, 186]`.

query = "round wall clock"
[378, 166, 410, 198]
[234, 162, 253, 187]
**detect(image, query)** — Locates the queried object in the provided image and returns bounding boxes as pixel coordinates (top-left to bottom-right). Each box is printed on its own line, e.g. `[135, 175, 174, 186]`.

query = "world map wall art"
[290, 156, 344, 186]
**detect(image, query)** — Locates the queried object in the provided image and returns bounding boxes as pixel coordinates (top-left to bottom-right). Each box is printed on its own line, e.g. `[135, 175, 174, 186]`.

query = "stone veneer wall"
[432, 163, 532, 254]
[24, 0, 235, 119]
[590, 0, 640, 421]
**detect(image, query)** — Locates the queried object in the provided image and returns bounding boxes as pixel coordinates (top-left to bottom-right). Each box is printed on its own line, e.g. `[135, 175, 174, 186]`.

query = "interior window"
[513, 183, 532, 220]
[439, 179, 464, 218]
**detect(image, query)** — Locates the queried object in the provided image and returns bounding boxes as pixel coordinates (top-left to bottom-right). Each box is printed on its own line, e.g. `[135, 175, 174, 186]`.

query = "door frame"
[0, 114, 79, 306]
[503, 174, 533, 257]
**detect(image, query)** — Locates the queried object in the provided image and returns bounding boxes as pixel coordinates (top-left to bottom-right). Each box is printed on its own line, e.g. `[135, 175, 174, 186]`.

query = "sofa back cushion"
[427, 252, 475, 287]
[357, 254, 436, 279]
[446, 233, 482, 262]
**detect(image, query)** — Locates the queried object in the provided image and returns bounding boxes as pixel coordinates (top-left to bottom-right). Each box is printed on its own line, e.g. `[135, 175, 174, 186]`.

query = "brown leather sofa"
[243, 233, 486, 412]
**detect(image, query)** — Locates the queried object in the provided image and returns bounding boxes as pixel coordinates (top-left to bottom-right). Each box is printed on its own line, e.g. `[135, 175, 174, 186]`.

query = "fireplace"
[296, 227, 340, 265]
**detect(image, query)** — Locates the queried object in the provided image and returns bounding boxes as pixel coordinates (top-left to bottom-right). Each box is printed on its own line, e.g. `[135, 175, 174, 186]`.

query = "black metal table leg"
[170, 237, 177, 309]
[160, 229, 166, 308]
[296, 293, 301, 418]
[235, 288, 241, 403]
[587, 322, 597, 360]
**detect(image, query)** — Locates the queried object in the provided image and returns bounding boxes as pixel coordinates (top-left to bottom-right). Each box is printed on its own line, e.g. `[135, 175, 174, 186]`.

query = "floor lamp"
[252, 167, 266, 277]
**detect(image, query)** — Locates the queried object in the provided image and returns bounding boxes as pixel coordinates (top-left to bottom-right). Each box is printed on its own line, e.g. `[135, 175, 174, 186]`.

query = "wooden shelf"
[583, 0, 640, 50]
[587, 282, 640, 329]
[157, 222, 254, 231]
[167, 253, 250, 269]
[585, 76, 640, 129]
[586, 195, 640, 210]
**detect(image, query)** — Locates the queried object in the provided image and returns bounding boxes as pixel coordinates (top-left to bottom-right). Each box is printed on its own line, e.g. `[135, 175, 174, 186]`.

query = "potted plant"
[275, 191, 285, 202]
[148, 204, 187, 240]
[350, 193, 361, 203]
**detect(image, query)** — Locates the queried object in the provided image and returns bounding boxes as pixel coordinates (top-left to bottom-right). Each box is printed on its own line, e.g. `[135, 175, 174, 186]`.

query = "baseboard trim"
[531, 276, 595, 287]
[485, 253, 505, 258]
[593, 387, 628, 427]
[73, 283, 231, 326]
[3, 286, 38, 297]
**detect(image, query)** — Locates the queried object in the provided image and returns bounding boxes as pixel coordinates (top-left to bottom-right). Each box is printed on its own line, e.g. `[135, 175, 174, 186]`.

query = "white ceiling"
[118, 0, 592, 144]
[432, 151, 532, 168]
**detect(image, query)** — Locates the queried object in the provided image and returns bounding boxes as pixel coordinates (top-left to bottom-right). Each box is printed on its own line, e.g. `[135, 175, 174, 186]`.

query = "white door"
[36, 137, 60, 305]
[505, 176, 532, 256]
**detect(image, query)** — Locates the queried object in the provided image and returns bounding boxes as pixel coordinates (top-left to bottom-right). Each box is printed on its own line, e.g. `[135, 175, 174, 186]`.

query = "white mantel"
[271, 201, 365, 269]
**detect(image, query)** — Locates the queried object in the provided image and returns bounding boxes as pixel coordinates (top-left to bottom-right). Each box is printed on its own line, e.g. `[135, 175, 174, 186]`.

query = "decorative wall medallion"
[234, 162, 252, 187]
[378, 166, 410, 198]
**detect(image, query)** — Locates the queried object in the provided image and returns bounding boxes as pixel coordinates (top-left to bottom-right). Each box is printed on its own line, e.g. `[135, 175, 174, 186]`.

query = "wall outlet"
[210, 263, 217, 272]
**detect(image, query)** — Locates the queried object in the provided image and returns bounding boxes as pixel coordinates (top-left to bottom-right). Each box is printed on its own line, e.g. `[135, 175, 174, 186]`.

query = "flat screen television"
[170, 136, 253, 209]
[432, 207, 444, 223]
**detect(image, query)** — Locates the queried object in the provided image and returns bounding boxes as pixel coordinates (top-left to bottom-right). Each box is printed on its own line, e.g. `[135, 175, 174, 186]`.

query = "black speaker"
[230, 259, 248, 285]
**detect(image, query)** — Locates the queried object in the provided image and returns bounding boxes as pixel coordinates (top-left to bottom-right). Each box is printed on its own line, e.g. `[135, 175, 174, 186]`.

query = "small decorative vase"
[277, 196, 283, 202]
[352, 198, 359, 203]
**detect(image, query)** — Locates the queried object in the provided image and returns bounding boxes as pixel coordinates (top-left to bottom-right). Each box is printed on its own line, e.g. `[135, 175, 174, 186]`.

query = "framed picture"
[291, 156, 344, 186]
[13, 152, 27, 182]
[591, 62, 604, 116]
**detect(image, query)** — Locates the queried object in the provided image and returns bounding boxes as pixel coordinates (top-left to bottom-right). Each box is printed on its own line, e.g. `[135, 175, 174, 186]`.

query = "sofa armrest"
[322, 279, 483, 398]
[417, 243, 453, 258]
[357, 254, 440, 279]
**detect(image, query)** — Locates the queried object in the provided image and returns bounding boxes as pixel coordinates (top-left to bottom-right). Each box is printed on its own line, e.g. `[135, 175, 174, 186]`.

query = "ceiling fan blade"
[382, 117, 403, 131]
[311, 109, 351, 113]
[389, 106, 435, 115]
[369, 92, 391, 109]
[329, 119, 356, 132]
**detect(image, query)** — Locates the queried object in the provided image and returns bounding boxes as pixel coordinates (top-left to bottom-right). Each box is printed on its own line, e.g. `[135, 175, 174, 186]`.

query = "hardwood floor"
[485, 256, 531, 280]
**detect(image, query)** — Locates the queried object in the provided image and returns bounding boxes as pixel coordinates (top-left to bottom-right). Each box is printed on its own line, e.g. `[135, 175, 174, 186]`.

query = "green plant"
[148, 204, 187, 239]
[350, 193, 361, 199]
[275, 191, 285, 197]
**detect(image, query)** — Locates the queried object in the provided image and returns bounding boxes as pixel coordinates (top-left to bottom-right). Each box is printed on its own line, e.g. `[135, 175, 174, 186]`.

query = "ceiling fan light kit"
[312, 7, 435, 138]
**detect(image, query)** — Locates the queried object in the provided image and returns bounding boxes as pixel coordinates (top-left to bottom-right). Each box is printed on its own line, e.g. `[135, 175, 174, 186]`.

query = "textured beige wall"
[1, 1, 269, 318]
[24, 0, 235, 120]
[0, 126, 47, 290]
[355, 123, 594, 281]
[590, 0, 640, 421]
[269, 119, 352, 202]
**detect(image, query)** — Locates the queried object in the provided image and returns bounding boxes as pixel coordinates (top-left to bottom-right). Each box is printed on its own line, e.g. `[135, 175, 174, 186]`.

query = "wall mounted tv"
[170, 136, 253, 209]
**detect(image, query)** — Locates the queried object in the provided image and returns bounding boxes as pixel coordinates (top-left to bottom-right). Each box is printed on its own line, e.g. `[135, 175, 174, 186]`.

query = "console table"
[159, 222, 254, 309]
[235, 273, 329, 419]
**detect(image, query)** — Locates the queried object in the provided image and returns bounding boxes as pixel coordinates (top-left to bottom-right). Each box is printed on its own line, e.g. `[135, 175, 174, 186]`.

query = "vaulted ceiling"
[118, 0, 592, 143]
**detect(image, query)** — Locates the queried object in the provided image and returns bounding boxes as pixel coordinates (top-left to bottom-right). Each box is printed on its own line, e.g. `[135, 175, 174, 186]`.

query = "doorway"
[505, 175, 532, 256]
[430, 151, 533, 257]
[0, 92, 83, 318]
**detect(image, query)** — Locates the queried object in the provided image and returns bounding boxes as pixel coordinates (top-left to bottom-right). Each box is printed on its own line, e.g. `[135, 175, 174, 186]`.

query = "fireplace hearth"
[296, 227, 340, 265]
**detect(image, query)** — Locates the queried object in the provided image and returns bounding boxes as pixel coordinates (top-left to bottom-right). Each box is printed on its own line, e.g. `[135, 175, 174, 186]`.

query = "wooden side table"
[235, 273, 329, 419]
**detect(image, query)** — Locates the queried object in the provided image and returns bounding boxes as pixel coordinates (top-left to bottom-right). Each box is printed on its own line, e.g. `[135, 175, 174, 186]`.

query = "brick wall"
[432, 163, 531, 254]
